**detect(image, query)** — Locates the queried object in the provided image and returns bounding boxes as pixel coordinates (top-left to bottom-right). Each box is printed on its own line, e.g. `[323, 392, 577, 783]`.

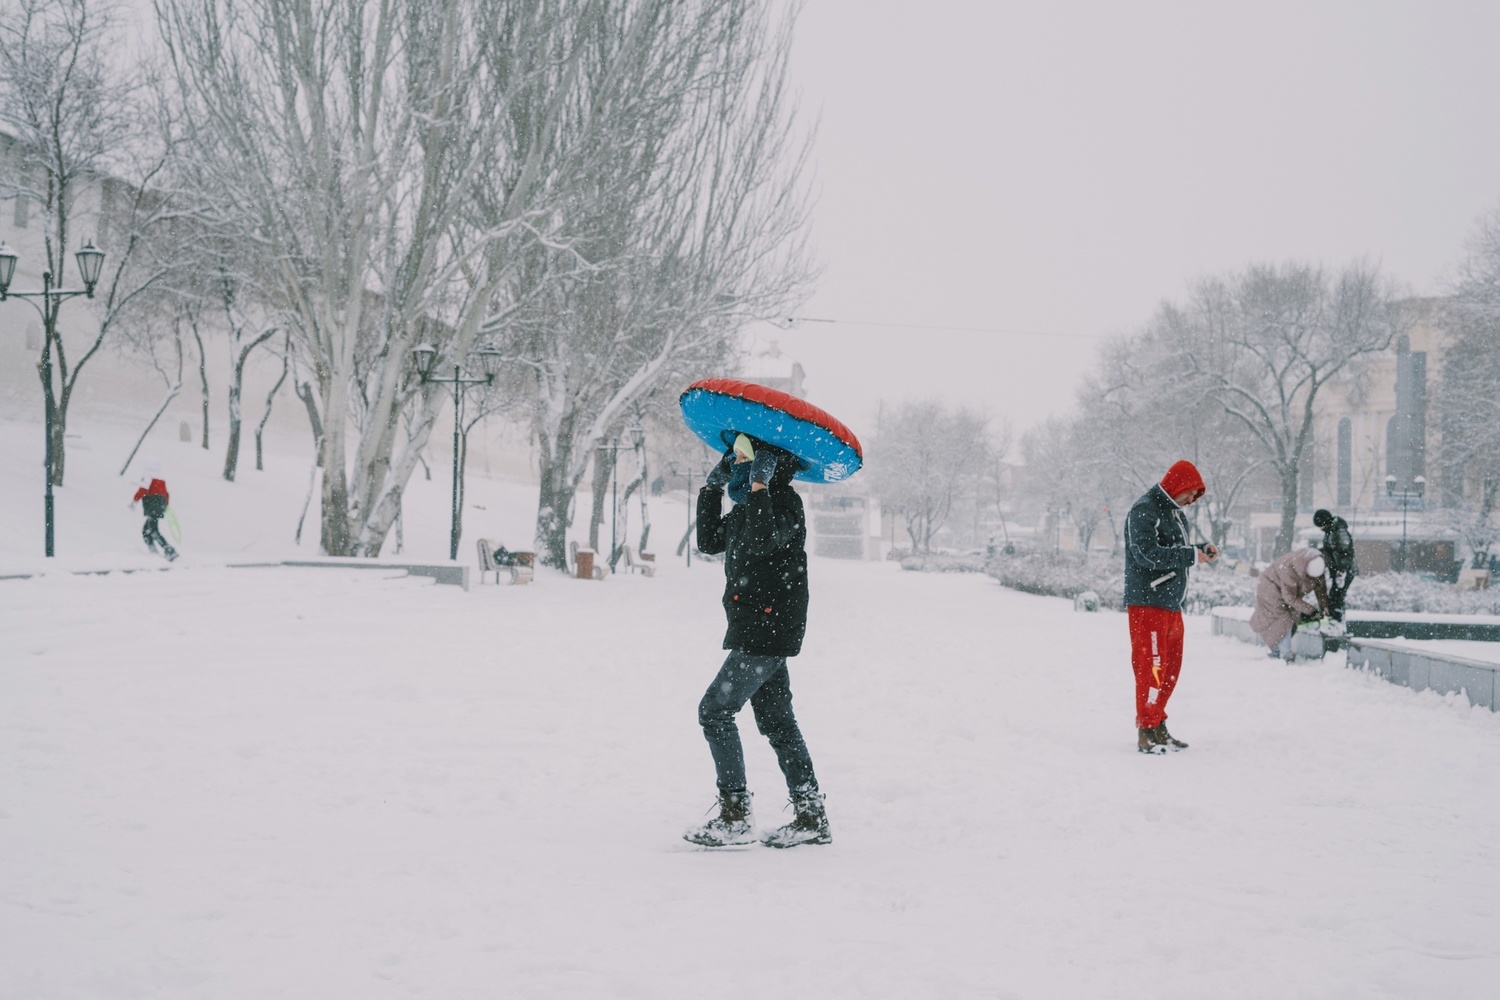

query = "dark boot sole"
[762, 834, 831, 848]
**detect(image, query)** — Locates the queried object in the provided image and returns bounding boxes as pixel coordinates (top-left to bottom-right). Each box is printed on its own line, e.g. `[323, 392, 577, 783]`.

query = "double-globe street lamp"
[1384, 474, 1426, 573]
[0, 241, 107, 557]
[410, 343, 503, 560]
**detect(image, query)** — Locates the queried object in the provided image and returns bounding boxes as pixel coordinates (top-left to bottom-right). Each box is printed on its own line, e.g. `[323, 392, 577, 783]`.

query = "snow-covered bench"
[619, 545, 656, 577]
[476, 539, 534, 585]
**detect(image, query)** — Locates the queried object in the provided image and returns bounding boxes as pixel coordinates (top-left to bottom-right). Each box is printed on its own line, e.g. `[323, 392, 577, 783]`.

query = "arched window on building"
[1337, 417, 1352, 508]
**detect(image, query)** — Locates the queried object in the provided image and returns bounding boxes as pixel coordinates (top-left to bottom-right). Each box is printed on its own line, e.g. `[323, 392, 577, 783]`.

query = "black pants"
[142, 517, 175, 557]
[1328, 569, 1356, 621]
[698, 650, 818, 795]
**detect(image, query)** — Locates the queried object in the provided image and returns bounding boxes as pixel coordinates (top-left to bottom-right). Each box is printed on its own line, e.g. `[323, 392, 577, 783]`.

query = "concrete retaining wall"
[1347, 640, 1499, 712]
[273, 559, 471, 589]
[1210, 608, 1326, 659]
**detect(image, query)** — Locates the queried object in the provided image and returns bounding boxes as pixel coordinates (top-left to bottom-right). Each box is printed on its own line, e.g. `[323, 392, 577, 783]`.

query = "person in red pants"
[1123, 460, 1217, 753]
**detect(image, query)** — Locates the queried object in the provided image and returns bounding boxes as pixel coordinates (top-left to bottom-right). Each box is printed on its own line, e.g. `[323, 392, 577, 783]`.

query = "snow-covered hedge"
[898, 554, 989, 573]
[987, 552, 1500, 616]
[1344, 574, 1500, 616]
[986, 553, 1125, 607]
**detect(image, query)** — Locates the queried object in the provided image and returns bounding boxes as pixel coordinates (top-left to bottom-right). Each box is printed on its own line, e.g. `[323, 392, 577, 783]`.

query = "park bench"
[476, 539, 535, 585]
[619, 545, 656, 577]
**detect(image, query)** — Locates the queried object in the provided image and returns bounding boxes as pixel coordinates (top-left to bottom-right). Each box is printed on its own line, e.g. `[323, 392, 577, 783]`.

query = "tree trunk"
[39, 360, 63, 489]
[225, 329, 278, 482]
[587, 445, 611, 553]
[637, 449, 652, 554]
[191, 321, 210, 450]
[223, 377, 243, 482]
[255, 339, 291, 471]
[320, 372, 353, 556]
[295, 381, 324, 467]
[121, 379, 183, 474]
[534, 436, 581, 570]
[1275, 463, 1300, 558]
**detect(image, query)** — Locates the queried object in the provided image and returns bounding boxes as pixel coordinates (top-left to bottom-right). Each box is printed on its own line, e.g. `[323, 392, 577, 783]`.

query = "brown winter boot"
[1138, 728, 1165, 754]
[1150, 723, 1188, 751]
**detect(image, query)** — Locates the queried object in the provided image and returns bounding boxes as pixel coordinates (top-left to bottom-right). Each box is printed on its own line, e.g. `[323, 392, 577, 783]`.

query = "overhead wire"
[769, 316, 1104, 340]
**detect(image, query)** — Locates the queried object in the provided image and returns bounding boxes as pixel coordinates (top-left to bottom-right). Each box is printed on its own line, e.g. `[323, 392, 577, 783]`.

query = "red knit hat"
[1160, 460, 1205, 504]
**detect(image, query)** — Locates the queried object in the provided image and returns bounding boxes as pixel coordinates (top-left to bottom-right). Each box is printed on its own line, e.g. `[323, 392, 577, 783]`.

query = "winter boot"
[1137, 728, 1165, 754]
[1150, 723, 1188, 751]
[683, 790, 755, 847]
[761, 787, 831, 848]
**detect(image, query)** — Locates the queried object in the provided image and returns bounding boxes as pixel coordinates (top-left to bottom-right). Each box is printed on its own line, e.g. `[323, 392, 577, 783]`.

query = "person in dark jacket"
[131, 473, 178, 562]
[1313, 508, 1357, 623]
[1124, 460, 1216, 754]
[683, 433, 829, 849]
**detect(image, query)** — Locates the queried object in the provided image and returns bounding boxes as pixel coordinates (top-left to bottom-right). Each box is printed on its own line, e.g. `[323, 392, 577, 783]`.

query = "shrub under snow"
[985, 553, 1500, 617]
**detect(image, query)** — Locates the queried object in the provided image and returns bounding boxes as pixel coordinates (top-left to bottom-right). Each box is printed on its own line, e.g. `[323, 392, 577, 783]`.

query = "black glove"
[750, 450, 778, 486]
[704, 451, 734, 488]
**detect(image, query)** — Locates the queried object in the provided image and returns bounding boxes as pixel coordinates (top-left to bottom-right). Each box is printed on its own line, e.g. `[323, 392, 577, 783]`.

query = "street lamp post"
[0, 241, 107, 557]
[596, 425, 646, 574]
[668, 456, 706, 568]
[1385, 474, 1426, 573]
[410, 343, 503, 560]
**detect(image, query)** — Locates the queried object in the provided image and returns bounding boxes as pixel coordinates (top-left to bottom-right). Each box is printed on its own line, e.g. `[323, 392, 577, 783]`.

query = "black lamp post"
[668, 458, 710, 568]
[1385, 474, 1426, 573]
[596, 425, 645, 573]
[410, 343, 503, 560]
[0, 241, 106, 557]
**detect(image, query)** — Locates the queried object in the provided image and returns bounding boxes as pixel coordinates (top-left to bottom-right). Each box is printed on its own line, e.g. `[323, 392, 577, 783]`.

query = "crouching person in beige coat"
[1250, 548, 1333, 662]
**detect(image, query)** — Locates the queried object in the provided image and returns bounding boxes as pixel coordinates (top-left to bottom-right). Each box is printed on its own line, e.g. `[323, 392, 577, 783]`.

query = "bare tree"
[1439, 203, 1500, 566]
[117, 312, 185, 476]
[493, 0, 815, 569]
[254, 331, 293, 472]
[873, 399, 993, 553]
[1180, 262, 1405, 556]
[1, 0, 180, 487]
[159, 0, 547, 554]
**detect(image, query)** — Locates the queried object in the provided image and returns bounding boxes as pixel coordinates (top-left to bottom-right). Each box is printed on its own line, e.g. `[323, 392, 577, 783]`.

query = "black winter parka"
[1123, 484, 1200, 611]
[697, 470, 809, 657]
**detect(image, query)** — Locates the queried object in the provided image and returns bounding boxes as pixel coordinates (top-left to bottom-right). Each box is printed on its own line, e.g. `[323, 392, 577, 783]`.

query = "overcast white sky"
[754, 0, 1500, 441]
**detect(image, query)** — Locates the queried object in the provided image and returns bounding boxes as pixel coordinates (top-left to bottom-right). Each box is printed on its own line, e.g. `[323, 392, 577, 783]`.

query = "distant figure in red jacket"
[131, 475, 178, 561]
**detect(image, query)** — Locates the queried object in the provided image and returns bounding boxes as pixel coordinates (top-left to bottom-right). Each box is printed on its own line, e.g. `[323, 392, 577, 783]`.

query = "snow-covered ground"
[6, 561, 1500, 998]
[4, 415, 1500, 998]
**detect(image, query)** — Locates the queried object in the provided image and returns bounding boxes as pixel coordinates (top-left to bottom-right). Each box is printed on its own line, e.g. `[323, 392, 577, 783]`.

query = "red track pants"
[1127, 605, 1184, 729]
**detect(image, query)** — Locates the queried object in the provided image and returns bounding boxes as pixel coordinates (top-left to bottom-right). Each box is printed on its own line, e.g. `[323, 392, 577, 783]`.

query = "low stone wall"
[274, 560, 468, 590]
[1347, 640, 1500, 712]
[1209, 607, 1326, 659]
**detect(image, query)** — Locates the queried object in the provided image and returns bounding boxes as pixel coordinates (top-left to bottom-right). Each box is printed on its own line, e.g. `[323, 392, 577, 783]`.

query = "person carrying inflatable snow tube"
[1250, 548, 1332, 663]
[1123, 460, 1217, 755]
[131, 474, 179, 562]
[682, 433, 830, 850]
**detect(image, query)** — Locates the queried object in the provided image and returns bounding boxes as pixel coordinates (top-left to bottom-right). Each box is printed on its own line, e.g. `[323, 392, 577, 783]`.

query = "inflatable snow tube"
[679, 378, 863, 484]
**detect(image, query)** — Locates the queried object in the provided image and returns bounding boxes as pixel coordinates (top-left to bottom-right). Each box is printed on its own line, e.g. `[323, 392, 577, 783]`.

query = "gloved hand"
[750, 450, 778, 486]
[704, 451, 734, 489]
